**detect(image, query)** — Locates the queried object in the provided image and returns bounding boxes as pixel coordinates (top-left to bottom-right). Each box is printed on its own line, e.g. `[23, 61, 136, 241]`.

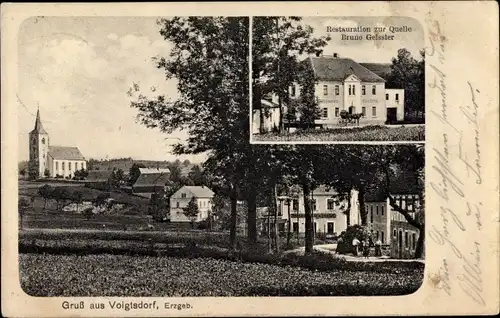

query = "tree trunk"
[246, 189, 257, 244]
[273, 184, 280, 253]
[267, 207, 271, 253]
[415, 226, 425, 259]
[358, 187, 367, 225]
[229, 187, 238, 250]
[286, 199, 292, 248]
[345, 191, 352, 226]
[303, 183, 313, 255]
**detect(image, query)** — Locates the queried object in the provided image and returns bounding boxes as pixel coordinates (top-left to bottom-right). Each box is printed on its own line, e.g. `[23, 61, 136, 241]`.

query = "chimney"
[333, 53, 338, 58]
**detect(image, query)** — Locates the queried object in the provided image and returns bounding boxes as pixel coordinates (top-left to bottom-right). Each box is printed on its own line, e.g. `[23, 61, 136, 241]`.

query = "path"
[286, 243, 425, 263]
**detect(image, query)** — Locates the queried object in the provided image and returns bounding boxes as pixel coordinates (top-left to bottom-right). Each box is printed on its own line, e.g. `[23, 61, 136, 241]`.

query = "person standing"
[375, 239, 382, 257]
[352, 237, 360, 256]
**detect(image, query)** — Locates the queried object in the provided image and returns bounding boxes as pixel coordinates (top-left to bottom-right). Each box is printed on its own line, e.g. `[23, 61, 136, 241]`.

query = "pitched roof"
[48, 146, 85, 160]
[133, 172, 170, 187]
[181, 185, 214, 198]
[359, 63, 392, 81]
[86, 170, 113, 182]
[139, 168, 171, 174]
[306, 56, 385, 83]
[30, 108, 48, 135]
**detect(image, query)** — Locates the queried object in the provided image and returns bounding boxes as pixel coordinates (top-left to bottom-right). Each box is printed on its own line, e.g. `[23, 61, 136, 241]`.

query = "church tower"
[28, 108, 49, 179]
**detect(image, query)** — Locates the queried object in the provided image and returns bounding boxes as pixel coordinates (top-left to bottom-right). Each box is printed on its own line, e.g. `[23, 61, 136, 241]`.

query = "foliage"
[73, 168, 89, 180]
[296, 62, 321, 126]
[83, 207, 94, 220]
[183, 197, 200, 229]
[44, 168, 50, 178]
[71, 190, 84, 212]
[188, 164, 204, 186]
[253, 125, 425, 142]
[336, 225, 373, 254]
[386, 48, 425, 118]
[18, 197, 30, 229]
[148, 191, 168, 222]
[93, 192, 111, 208]
[37, 184, 53, 210]
[19, 251, 423, 296]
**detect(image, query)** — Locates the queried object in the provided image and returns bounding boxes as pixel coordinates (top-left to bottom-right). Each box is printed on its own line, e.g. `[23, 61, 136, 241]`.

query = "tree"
[44, 168, 50, 178]
[110, 168, 125, 188]
[71, 189, 84, 212]
[128, 163, 145, 185]
[37, 184, 53, 210]
[188, 165, 204, 186]
[93, 192, 111, 208]
[19, 168, 26, 177]
[295, 63, 321, 127]
[148, 190, 168, 222]
[130, 17, 249, 249]
[18, 197, 30, 229]
[182, 159, 191, 167]
[386, 48, 425, 119]
[183, 196, 200, 229]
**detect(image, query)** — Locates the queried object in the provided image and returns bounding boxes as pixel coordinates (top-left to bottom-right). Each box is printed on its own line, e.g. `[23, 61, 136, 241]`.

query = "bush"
[336, 224, 373, 255]
[83, 207, 94, 220]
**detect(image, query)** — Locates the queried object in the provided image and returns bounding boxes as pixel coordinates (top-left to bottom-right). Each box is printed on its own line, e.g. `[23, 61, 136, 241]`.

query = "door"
[387, 108, 397, 124]
[327, 222, 334, 234]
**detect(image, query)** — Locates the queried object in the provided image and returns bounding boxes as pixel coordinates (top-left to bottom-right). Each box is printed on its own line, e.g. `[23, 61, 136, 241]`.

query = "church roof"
[305, 56, 386, 83]
[48, 146, 85, 160]
[30, 109, 48, 135]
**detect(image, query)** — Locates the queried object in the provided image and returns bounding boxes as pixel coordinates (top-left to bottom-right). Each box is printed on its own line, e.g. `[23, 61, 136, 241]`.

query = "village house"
[252, 99, 281, 134]
[252, 53, 405, 132]
[169, 185, 215, 223]
[270, 185, 360, 237]
[132, 168, 171, 199]
[28, 108, 86, 178]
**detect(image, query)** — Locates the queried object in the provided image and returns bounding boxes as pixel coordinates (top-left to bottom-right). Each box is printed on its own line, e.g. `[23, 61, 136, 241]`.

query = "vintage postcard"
[251, 16, 425, 143]
[1, 2, 499, 317]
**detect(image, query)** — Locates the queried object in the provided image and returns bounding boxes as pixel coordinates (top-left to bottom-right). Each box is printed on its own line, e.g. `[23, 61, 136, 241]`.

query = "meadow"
[253, 125, 425, 142]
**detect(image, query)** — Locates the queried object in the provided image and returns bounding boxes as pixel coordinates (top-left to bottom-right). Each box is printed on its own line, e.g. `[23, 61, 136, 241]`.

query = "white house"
[28, 108, 86, 178]
[252, 99, 281, 134]
[169, 186, 215, 223]
[275, 185, 360, 236]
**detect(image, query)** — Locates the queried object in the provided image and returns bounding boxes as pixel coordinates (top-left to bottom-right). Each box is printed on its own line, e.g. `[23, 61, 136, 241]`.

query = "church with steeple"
[28, 109, 86, 179]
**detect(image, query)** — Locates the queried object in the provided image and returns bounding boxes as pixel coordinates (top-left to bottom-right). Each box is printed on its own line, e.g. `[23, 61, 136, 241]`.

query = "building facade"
[169, 186, 215, 223]
[284, 54, 405, 127]
[275, 185, 360, 236]
[28, 109, 86, 179]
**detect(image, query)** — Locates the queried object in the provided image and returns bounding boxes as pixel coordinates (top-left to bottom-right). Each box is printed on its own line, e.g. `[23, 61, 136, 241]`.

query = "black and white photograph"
[16, 16, 425, 298]
[251, 16, 425, 143]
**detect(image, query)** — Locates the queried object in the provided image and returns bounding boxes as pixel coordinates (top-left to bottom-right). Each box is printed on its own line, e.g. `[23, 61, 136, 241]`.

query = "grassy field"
[253, 125, 425, 142]
[20, 253, 423, 297]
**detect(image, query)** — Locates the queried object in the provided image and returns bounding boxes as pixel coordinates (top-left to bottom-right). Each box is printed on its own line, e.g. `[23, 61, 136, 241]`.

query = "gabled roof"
[139, 168, 171, 174]
[133, 172, 170, 188]
[176, 185, 214, 198]
[30, 108, 48, 135]
[86, 170, 113, 182]
[305, 56, 385, 83]
[48, 146, 85, 160]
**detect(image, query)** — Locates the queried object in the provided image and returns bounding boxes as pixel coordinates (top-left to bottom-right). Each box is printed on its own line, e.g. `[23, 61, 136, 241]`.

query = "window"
[69, 162, 72, 170]
[62, 162, 65, 170]
[292, 222, 299, 233]
[376, 206, 379, 215]
[405, 232, 409, 248]
[352, 85, 356, 95]
[327, 199, 334, 210]
[313, 222, 317, 233]
[362, 107, 366, 116]
[395, 93, 399, 102]
[362, 85, 366, 95]
[334, 85, 339, 95]
[322, 108, 328, 118]
[56, 162, 59, 170]
[335, 107, 340, 117]
[381, 206, 384, 216]
[372, 85, 376, 95]
[292, 199, 299, 211]
[323, 85, 328, 96]
[372, 106, 377, 117]
[386, 93, 389, 100]
[290, 85, 296, 97]
[412, 233, 416, 249]
[327, 222, 334, 234]
[370, 210, 374, 223]
[311, 199, 317, 211]
[381, 231, 385, 243]
[393, 229, 397, 237]
[176, 202, 179, 208]
[41, 138, 46, 144]
[181, 193, 186, 199]
[376, 230, 379, 240]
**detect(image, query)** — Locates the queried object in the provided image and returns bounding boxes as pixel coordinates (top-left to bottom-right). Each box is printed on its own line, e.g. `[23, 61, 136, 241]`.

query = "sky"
[18, 16, 205, 163]
[302, 16, 424, 62]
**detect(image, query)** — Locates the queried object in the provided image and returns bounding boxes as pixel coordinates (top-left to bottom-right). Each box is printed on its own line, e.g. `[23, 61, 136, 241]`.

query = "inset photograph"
[251, 16, 425, 143]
